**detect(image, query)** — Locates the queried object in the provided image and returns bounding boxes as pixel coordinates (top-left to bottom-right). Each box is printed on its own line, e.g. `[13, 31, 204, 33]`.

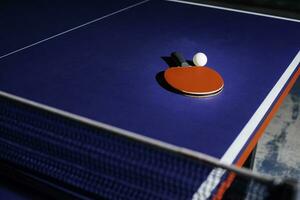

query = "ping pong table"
[0, 0, 299, 199]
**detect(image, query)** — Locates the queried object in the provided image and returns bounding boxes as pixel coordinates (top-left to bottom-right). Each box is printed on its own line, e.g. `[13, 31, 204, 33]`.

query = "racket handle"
[171, 52, 189, 67]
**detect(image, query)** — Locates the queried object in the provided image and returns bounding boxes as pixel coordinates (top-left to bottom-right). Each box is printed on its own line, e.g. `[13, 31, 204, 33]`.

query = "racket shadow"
[156, 56, 194, 95]
[155, 70, 182, 95]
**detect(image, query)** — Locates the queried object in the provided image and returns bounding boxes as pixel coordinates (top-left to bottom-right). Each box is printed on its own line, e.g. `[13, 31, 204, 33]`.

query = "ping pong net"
[0, 92, 297, 200]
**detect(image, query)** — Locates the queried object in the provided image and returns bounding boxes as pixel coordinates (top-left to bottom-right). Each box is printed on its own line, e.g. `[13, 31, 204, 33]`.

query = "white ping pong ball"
[193, 52, 207, 67]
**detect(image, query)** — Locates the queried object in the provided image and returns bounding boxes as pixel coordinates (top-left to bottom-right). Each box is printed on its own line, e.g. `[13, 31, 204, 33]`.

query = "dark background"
[186, 0, 300, 19]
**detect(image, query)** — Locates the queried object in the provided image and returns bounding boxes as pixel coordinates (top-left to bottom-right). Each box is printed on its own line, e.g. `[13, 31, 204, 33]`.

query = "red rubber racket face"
[164, 66, 224, 95]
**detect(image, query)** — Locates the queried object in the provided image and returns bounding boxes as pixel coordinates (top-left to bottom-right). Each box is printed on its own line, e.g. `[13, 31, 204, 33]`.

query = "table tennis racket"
[164, 52, 224, 97]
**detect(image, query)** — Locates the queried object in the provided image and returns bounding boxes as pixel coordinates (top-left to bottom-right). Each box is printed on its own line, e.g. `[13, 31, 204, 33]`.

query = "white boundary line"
[166, 0, 300, 23]
[221, 51, 300, 164]
[0, 0, 150, 60]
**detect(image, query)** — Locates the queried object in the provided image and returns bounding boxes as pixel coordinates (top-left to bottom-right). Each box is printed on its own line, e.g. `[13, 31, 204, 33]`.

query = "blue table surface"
[0, 0, 141, 56]
[0, 0, 299, 160]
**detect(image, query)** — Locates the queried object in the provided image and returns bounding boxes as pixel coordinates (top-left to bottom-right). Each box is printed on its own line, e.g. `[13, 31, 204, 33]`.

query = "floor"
[253, 78, 300, 179]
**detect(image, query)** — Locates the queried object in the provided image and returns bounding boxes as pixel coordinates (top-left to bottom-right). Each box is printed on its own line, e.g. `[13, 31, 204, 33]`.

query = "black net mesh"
[0, 95, 297, 200]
